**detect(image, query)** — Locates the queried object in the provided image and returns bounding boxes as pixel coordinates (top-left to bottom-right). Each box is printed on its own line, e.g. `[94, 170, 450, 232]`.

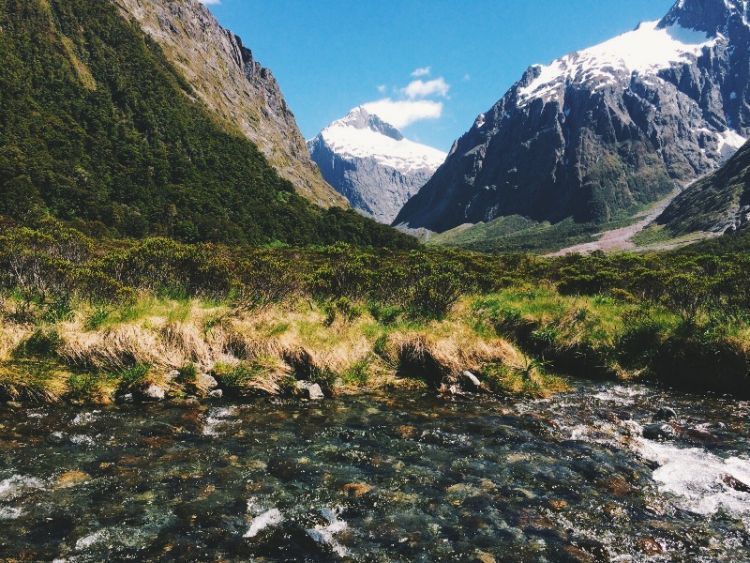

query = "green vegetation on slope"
[658, 140, 750, 236]
[0, 0, 413, 248]
[430, 214, 643, 254]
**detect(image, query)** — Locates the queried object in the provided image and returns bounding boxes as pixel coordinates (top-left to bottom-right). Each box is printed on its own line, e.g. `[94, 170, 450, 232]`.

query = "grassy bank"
[0, 295, 566, 405]
[1, 221, 750, 404]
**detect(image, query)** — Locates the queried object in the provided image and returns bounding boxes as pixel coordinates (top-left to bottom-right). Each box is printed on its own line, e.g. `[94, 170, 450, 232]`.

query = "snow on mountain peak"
[317, 107, 446, 173]
[517, 21, 721, 107]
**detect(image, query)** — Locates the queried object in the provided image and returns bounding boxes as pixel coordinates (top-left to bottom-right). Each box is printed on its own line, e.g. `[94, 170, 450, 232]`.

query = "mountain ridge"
[114, 0, 346, 209]
[308, 107, 445, 224]
[394, 0, 750, 236]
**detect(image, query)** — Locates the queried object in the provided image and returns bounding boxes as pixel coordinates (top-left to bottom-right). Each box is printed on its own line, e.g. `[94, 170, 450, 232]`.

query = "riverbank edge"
[2, 290, 749, 407]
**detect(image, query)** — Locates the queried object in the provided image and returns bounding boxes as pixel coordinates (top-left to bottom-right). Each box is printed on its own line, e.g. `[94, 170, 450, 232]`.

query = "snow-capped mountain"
[395, 0, 750, 233]
[308, 107, 446, 224]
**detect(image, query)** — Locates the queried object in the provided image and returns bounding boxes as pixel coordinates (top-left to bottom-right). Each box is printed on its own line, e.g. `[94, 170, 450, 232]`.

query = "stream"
[0, 381, 749, 561]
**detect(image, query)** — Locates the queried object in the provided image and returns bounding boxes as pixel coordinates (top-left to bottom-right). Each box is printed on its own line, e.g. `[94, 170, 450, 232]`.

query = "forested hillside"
[0, 0, 413, 248]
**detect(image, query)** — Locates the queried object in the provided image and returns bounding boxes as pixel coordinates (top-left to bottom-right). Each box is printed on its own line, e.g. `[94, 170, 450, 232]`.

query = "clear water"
[0, 382, 749, 561]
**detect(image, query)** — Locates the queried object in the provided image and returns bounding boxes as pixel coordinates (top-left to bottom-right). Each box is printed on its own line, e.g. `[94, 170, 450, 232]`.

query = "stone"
[472, 550, 496, 563]
[722, 474, 750, 493]
[643, 423, 677, 441]
[208, 389, 223, 399]
[638, 537, 664, 555]
[56, 470, 90, 488]
[460, 371, 483, 392]
[654, 406, 677, 422]
[547, 499, 568, 511]
[141, 384, 166, 402]
[166, 370, 180, 381]
[602, 476, 633, 497]
[294, 381, 325, 400]
[340, 482, 373, 498]
[395, 425, 418, 439]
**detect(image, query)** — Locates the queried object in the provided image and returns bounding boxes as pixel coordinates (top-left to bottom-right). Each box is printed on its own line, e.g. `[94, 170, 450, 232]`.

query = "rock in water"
[294, 381, 325, 400]
[654, 406, 678, 422]
[308, 107, 446, 223]
[395, 0, 750, 234]
[643, 423, 677, 441]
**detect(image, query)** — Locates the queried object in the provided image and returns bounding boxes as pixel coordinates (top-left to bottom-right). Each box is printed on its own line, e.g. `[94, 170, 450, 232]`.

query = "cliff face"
[658, 139, 750, 234]
[114, 0, 346, 209]
[395, 0, 750, 233]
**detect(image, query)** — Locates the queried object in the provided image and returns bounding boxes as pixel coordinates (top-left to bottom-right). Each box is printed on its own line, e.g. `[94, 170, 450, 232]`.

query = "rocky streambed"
[0, 382, 749, 561]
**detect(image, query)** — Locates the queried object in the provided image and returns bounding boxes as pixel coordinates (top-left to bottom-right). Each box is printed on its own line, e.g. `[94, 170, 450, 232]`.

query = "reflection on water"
[0, 382, 749, 561]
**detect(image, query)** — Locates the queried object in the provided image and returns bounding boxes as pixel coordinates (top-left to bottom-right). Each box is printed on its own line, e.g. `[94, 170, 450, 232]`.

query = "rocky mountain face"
[395, 0, 750, 233]
[114, 0, 345, 209]
[308, 108, 446, 224]
[658, 138, 750, 234]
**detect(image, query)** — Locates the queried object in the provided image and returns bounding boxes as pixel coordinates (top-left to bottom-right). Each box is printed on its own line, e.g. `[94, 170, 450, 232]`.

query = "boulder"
[141, 384, 166, 402]
[460, 371, 483, 392]
[643, 423, 677, 441]
[294, 381, 325, 400]
[196, 373, 219, 392]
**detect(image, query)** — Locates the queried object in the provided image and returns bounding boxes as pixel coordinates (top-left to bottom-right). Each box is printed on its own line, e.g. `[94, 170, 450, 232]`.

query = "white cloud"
[362, 98, 443, 129]
[376, 84, 387, 94]
[199, 0, 221, 4]
[411, 66, 431, 78]
[402, 77, 450, 99]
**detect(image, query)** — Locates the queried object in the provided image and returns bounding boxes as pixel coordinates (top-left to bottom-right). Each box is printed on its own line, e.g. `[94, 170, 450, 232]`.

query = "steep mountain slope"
[395, 0, 750, 234]
[114, 0, 345, 209]
[308, 107, 446, 223]
[658, 138, 750, 234]
[0, 0, 413, 248]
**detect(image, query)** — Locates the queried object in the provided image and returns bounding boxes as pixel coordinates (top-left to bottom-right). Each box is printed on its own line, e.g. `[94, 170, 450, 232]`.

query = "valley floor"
[549, 189, 684, 256]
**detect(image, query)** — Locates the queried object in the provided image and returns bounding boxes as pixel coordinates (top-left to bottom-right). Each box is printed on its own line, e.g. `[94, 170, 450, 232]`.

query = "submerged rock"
[654, 407, 677, 422]
[643, 423, 677, 441]
[340, 482, 373, 498]
[55, 470, 90, 489]
[244, 508, 284, 538]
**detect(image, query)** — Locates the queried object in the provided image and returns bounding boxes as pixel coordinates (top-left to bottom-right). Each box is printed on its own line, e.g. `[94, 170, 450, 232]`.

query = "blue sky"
[201, 0, 675, 151]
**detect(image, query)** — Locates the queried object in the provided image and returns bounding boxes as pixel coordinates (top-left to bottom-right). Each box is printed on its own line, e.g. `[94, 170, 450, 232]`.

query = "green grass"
[430, 212, 645, 254]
